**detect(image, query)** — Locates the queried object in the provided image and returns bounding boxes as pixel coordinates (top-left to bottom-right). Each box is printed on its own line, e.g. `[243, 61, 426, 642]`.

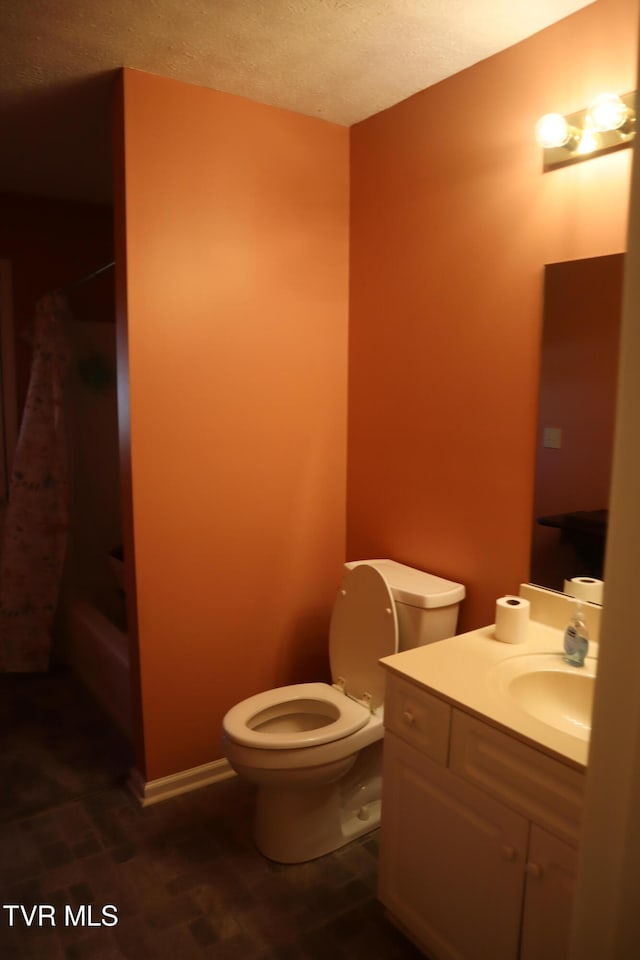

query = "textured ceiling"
[0, 0, 593, 203]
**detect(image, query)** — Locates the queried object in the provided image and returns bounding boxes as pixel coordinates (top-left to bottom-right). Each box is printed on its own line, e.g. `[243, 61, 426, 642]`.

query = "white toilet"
[221, 559, 465, 863]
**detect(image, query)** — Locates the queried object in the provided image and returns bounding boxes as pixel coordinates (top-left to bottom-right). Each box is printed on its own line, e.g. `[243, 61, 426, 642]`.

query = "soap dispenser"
[563, 601, 589, 667]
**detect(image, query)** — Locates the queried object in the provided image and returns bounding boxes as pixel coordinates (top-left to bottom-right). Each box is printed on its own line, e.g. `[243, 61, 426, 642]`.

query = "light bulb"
[587, 93, 628, 132]
[535, 113, 571, 149]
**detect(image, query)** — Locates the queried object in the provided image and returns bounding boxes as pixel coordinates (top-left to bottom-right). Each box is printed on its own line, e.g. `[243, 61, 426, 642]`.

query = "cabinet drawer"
[384, 674, 451, 765]
[449, 709, 585, 847]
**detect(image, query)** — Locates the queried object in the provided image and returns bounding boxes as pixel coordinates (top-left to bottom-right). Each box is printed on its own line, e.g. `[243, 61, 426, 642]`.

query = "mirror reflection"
[529, 253, 624, 602]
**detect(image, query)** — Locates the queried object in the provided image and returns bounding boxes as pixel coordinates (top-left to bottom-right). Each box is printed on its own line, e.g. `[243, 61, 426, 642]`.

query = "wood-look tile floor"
[0, 670, 424, 959]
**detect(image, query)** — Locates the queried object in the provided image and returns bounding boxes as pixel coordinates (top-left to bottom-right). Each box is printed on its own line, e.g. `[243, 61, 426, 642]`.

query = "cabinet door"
[520, 825, 577, 960]
[379, 731, 528, 960]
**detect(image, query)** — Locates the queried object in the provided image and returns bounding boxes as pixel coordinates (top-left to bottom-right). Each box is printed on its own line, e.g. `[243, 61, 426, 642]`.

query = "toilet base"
[254, 783, 380, 864]
[252, 742, 382, 863]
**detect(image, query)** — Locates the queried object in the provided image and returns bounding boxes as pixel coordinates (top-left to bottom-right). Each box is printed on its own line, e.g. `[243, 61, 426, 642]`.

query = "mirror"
[529, 253, 624, 601]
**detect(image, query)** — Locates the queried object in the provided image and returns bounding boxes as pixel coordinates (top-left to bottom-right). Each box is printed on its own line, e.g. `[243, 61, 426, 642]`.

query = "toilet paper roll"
[494, 595, 530, 644]
[563, 577, 604, 604]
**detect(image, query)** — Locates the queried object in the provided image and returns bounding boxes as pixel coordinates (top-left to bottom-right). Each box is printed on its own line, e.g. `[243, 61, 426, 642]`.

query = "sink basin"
[491, 653, 596, 741]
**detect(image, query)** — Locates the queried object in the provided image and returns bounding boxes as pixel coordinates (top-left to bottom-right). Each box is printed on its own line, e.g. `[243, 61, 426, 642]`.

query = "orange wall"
[348, 0, 638, 631]
[115, 70, 349, 780]
[117, 0, 638, 780]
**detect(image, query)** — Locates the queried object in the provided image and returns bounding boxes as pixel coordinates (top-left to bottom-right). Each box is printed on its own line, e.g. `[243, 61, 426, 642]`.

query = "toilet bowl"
[221, 697, 385, 864]
[222, 559, 465, 864]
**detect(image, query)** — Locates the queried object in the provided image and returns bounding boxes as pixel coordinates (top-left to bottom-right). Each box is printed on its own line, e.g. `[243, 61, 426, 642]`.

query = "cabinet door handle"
[500, 844, 516, 862]
[402, 710, 415, 725]
[525, 861, 543, 879]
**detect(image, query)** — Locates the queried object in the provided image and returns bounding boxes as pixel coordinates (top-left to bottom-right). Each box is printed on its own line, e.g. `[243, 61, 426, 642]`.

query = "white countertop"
[381, 620, 596, 770]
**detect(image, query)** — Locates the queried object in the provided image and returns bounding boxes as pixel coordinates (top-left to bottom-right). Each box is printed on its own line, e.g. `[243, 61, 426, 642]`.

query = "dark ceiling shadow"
[0, 70, 118, 204]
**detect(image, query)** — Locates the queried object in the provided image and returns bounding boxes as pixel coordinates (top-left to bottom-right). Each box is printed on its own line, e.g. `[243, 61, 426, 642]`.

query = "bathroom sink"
[491, 653, 596, 741]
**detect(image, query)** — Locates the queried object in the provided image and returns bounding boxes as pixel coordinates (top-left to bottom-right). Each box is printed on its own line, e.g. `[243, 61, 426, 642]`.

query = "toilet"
[221, 559, 465, 863]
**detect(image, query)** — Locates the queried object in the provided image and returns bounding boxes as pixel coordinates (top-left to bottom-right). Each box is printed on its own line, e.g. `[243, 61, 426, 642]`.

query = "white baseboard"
[128, 758, 236, 807]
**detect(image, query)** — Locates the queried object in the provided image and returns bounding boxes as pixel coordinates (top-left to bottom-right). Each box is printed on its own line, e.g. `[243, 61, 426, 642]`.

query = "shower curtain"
[0, 292, 71, 672]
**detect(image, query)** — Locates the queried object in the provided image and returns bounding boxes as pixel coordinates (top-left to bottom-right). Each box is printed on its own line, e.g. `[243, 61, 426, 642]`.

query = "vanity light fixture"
[535, 91, 636, 171]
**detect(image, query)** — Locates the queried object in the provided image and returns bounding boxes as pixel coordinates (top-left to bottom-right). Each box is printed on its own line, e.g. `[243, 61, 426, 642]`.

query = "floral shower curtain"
[0, 292, 71, 672]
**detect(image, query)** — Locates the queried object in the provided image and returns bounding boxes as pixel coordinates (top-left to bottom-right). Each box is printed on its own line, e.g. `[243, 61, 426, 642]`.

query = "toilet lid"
[329, 563, 398, 711]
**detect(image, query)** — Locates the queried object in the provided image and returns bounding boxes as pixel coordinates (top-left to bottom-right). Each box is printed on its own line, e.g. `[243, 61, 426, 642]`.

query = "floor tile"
[1, 669, 422, 958]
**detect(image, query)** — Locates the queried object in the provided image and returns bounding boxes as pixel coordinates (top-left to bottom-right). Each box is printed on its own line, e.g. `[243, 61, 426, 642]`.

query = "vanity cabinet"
[519, 825, 577, 960]
[380, 729, 527, 960]
[379, 673, 583, 960]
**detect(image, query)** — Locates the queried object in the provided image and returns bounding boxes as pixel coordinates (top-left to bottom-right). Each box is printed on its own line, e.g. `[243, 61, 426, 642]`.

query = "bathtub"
[61, 598, 131, 737]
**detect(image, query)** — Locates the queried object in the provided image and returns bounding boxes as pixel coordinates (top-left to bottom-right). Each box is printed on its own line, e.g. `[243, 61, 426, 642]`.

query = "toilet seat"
[223, 564, 398, 753]
[222, 682, 370, 750]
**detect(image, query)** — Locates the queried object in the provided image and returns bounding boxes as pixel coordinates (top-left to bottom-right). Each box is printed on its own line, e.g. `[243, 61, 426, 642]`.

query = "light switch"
[543, 427, 562, 449]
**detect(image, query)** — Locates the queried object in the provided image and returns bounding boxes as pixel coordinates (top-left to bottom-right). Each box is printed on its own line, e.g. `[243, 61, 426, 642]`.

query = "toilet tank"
[344, 559, 465, 651]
